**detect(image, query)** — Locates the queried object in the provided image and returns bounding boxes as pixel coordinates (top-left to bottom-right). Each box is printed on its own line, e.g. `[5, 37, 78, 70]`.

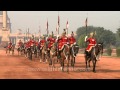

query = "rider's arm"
[85, 36, 88, 42]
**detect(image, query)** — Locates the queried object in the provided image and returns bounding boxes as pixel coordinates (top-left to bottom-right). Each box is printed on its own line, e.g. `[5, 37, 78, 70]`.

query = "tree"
[117, 28, 120, 38]
[78, 34, 86, 48]
[115, 28, 120, 47]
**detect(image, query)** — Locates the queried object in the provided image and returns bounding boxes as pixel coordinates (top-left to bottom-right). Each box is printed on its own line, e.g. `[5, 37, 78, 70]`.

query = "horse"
[69, 44, 79, 68]
[49, 43, 57, 68]
[59, 44, 70, 72]
[17, 43, 25, 55]
[6, 44, 15, 55]
[85, 43, 103, 73]
[39, 43, 48, 63]
[28, 43, 37, 60]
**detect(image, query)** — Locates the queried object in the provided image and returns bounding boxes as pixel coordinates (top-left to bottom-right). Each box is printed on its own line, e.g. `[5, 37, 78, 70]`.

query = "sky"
[7, 11, 120, 34]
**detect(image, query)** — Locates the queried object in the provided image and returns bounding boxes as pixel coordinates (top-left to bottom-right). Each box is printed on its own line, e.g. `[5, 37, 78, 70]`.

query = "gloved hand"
[57, 35, 59, 38]
[74, 42, 76, 45]
[85, 36, 88, 42]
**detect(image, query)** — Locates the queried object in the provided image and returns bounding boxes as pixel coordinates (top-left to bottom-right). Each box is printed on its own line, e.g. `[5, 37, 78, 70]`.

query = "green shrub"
[106, 48, 112, 56]
[116, 47, 120, 57]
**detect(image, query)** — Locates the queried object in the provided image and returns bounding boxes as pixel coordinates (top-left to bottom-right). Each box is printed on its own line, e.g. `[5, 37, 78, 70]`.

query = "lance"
[85, 17, 88, 47]
[26, 29, 27, 41]
[28, 28, 29, 39]
[58, 11, 60, 35]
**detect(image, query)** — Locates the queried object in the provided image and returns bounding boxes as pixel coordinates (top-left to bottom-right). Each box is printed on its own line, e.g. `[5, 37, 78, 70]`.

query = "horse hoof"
[93, 71, 96, 73]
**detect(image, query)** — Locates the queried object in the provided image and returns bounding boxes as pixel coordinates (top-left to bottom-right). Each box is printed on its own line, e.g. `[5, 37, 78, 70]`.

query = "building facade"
[0, 11, 40, 47]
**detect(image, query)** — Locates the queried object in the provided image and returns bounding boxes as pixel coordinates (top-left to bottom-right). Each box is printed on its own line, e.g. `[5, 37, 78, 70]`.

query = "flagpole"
[85, 13, 88, 47]
[58, 11, 60, 35]
[66, 20, 68, 37]
[28, 28, 29, 39]
[26, 29, 27, 41]
[46, 19, 49, 37]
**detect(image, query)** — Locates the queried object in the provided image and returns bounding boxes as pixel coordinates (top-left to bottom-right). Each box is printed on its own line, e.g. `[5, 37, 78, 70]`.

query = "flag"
[58, 15, 60, 27]
[85, 18, 88, 27]
[66, 20, 69, 29]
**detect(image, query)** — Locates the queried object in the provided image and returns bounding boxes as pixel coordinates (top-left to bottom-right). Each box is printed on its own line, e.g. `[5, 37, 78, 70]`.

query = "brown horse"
[49, 43, 57, 68]
[40, 43, 48, 63]
[60, 44, 70, 72]
[6, 44, 15, 55]
[85, 43, 103, 72]
[17, 43, 25, 56]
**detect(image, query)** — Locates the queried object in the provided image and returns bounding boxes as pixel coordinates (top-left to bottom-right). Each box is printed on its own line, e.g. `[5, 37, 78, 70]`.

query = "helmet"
[71, 31, 74, 36]
[90, 32, 94, 37]
[42, 36, 45, 39]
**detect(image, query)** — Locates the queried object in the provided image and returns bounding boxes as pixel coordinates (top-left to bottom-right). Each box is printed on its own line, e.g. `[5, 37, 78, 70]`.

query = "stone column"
[1, 11, 9, 47]
[3, 11, 7, 29]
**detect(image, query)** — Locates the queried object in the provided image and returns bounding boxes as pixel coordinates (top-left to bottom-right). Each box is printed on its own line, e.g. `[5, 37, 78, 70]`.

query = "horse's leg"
[39, 51, 42, 62]
[12, 50, 13, 55]
[67, 57, 69, 73]
[74, 57, 76, 63]
[6, 49, 7, 54]
[9, 49, 10, 54]
[30, 50, 32, 60]
[62, 59, 64, 72]
[93, 59, 97, 73]
[85, 55, 88, 69]
[41, 52, 43, 62]
[52, 56, 55, 68]
[88, 59, 91, 67]
[91, 58, 95, 72]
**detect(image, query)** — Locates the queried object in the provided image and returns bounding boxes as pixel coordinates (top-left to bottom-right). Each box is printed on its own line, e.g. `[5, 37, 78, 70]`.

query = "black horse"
[69, 44, 79, 68]
[85, 43, 103, 73]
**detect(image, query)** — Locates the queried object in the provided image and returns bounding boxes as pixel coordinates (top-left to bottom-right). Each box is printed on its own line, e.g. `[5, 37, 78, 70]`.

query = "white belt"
[89, 44, 95, 45]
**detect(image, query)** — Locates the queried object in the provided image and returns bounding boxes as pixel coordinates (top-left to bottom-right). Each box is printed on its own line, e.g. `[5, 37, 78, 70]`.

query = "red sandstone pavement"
[0, 48, 120, 79]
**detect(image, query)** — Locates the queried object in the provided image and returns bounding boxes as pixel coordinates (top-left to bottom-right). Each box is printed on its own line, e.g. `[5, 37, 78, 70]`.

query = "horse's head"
[50, 43, 57, 56]
[64, 44, 70, 55]
[97, 42, 103, 55]
[73, 44, 79, 55]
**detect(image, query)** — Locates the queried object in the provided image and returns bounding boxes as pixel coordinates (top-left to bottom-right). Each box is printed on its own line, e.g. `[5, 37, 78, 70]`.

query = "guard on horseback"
[29, 35, 35, 46]
[40, 36, 46, 50]
[47, 33, 56, 50]
[68, 31, 79, 57]
[68, 31, 76, 47]
[17, 39, 23, 48]
[57, 29, 69, 58]
[7, 40, 12, 49]
[85, 32, 99, 60]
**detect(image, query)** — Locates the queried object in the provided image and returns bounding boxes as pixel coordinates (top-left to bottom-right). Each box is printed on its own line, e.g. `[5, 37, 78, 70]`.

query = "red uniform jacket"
[18, 41, 23, 47]
[61, 36, 69, 45]
[68, 36, 76, 45]
[8, 42, 12, 48]
[40, 39, 46, 48]
[29, 40, 35, 46]
[86, 38, 97, 52]
[47, 37, 56, 49]
[35, 41, 39, 46]
[57, 38, 63, 50]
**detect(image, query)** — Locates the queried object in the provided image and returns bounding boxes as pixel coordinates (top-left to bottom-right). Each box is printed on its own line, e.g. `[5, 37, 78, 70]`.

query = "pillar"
[3, 11, 7, 29]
